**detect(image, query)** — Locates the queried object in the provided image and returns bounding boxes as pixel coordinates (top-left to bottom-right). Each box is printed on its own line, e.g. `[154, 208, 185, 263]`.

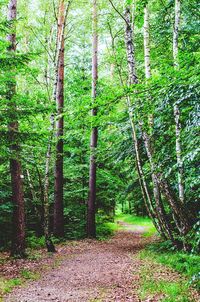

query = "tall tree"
[87, 0, 98, 238]
[53, 0, 67, 238]
[44, 115, 56, 252]
[173, 0, 184, 204]
[123, 4, 153, 225]
[108, 0, 155, 230]
[7, 0, 26, 258]
[142, 3, 172, 240]
[144, 4, 151, 80]
[142, 3, 189, 248]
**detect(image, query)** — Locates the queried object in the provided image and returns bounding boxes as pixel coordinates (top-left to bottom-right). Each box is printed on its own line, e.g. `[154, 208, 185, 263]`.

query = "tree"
[173, 0, 184, 205]
[7, 0, 26, 258]
[54, 0, 71, 238]
[87, 0, 98, 238]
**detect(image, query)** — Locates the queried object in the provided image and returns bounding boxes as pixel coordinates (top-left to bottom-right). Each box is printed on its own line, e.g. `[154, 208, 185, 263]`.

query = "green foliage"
[20, 269, 40, 280]
[0, 278, 22, 295]
[96, 222, 119, 240]
[139, 272, 193, 302]
[96, 213, 119, 240]
[26, 234, 46, 249]
[140, 243, 200, 290]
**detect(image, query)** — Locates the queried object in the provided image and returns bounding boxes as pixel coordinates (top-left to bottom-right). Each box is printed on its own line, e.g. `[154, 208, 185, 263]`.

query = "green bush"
[26, 234, 45, 249]
[96, 222, 118, 240]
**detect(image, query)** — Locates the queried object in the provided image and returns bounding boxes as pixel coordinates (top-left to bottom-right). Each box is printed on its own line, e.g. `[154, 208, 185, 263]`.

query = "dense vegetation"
[0, 0, 199, 258]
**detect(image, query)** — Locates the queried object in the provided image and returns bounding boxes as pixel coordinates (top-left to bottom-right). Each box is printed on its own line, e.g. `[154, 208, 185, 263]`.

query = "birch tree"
[173, 0, 184, 205]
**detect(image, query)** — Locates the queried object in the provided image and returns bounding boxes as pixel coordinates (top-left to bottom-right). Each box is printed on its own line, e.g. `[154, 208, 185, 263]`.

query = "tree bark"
[174, 104, 184, 204]
[173, 0, 184, 205]
[44, 115, 56, 252]
[140, 127, 178, 243]
[124, 6, 153, 220]
[53, 0, 65, 238]
[108, 22, 149, 214]
[144, 5, 151, 79]
[142, 4, 172, 239]
[124, 6, 138, 85]
[87, 0, 98, 238]
[7, 0, 26, 258]
[173, 0, 181, 67]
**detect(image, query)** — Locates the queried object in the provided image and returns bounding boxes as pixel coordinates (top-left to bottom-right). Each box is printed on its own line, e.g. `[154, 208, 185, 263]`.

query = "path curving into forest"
[4, 226, 149, 302]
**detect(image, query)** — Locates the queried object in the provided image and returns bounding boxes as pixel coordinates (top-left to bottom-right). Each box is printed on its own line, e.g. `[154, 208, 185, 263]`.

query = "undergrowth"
[0, 277, 22, 299]
[139, 241, 200, 301]
[139, 267, 193, 302]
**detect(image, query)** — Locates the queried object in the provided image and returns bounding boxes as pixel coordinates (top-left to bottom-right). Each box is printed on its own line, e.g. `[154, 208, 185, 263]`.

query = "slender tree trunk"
[140, 127, 178, 243]
[174, 104, 184, 204]
[173, 0, 184, 204]
[124, 6, 138, 86]
[173, 0, 181, 68]
[87, 0, 98, 238]
[7, 0, 26, 258]
[142, 5, 171, 239]
[26, 169, 39, 214]
[124, 6, 162, 234]
[144, 5, 151, 80]
[124, 6, 153, 221]
[35, 165, 45, 230]
[156, 173, 189, 235]
[44, 115, 56, 253]
[43, 1, 71, 251]
[53, 0, 65, 238]
[108, 23, 149, 212]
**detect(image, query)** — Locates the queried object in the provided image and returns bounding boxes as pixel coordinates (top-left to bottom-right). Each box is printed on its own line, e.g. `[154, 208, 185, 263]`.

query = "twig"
[108, 0, 128, 25]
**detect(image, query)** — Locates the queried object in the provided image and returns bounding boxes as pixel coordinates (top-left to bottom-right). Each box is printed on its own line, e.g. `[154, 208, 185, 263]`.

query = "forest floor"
[1, 222, 199, 302]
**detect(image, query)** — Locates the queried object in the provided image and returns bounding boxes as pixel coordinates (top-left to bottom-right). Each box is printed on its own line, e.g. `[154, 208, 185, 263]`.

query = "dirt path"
[4, 227, 149, 302]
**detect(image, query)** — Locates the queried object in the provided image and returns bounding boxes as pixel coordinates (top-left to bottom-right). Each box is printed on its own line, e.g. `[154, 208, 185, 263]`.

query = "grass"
[139, 266, 193, 302]
[0, 269, 41, 299]
[115, 213, 156, 237]
[138, 242, 200, 301]
[0, 277, 22, 298]
[96, 221, 119, 240]
[96, 213, 157, 239]
[140, 245, 200, 290]
[20, 269, 40, 280]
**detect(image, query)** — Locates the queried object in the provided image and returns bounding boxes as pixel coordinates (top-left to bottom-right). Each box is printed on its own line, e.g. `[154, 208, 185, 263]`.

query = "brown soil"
[1, 224, 199, 302]
[3, 227, 149, 302]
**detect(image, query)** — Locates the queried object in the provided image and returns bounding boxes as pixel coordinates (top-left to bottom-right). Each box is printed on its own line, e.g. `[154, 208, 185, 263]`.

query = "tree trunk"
[173, 0, 184, 205]
[144, 5, 151, 80]
[44, 115, 56, 253]
[142, 5, 172, 240]
[7, 0, 26, 258]
[140, 127, 178, 244]
[156, 173, 189, 235]
[174, 104, 184, 204]
[173, 0, 181, 67]
[124, 6, 153, 223]
[108, 22, 149, 212]
[87, 0, 98, 238]
[124, 6, 138, 85]
[53, 0, 65, 238]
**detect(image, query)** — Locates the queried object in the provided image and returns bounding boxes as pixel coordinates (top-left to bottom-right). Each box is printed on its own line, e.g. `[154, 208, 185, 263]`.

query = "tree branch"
[108, 0, 128, 25]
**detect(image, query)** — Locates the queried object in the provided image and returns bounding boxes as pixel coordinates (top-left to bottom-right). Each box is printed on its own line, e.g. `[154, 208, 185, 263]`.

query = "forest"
[0, 0, 199, 301]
